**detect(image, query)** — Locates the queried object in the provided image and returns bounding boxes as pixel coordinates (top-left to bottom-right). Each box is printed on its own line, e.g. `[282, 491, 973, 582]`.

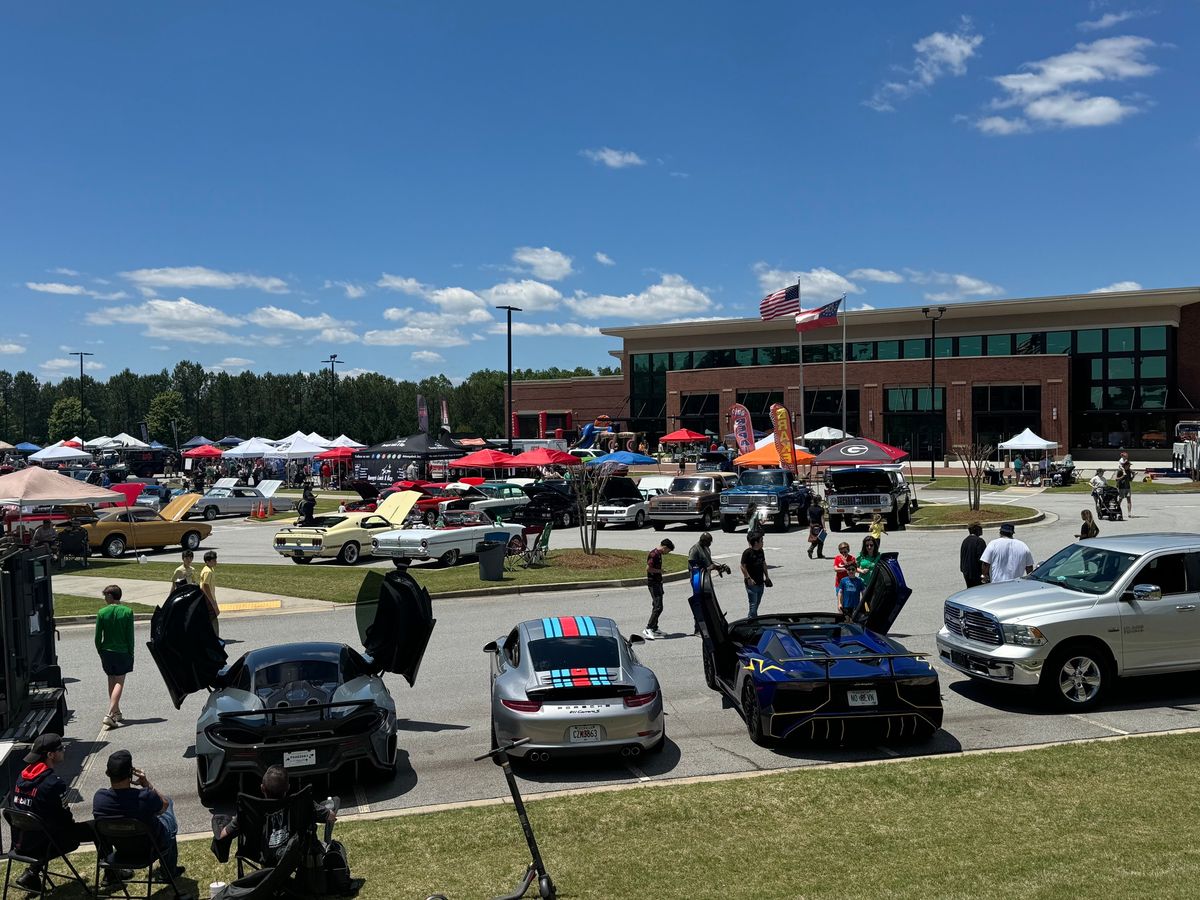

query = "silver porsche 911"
[484, 615, 665, 761]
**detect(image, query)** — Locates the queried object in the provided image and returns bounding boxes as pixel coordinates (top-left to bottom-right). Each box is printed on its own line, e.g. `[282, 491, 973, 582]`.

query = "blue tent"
[15, 441, 41, 452]
[585, 450, 658, 467]
[218, 435, 246, 447]
[181, 435, 215, 448]
[148, 441, 169, 450]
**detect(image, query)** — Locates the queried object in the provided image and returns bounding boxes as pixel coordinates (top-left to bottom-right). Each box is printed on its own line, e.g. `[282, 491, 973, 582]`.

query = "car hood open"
[160, 493, 202, 522]
[375, 490, 422, 525]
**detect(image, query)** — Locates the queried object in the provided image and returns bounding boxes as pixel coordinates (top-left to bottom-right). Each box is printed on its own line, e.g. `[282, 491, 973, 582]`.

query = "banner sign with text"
[417, 394, 429, 434]
[769, 402, 797, 474]
[729, 403, 755, 457]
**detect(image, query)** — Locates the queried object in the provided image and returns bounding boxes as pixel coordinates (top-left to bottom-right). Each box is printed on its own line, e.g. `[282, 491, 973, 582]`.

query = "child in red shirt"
[832, 542, 854, 590]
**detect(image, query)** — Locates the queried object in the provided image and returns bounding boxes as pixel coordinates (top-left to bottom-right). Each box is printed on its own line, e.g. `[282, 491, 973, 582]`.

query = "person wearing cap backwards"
[10, 733, 131, 891]
[92, 750, 184, 882]
[980, 523, 1035, 584]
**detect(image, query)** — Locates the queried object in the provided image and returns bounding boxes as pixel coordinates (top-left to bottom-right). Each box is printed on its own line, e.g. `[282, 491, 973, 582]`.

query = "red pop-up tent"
[508, 447, 581, 467]
[315, 446, 357, 460]
[811, 438, 909, 466]
[183, 444, 223, 459]
[658, 428, 709, 443]
[448, 449, 519, 469]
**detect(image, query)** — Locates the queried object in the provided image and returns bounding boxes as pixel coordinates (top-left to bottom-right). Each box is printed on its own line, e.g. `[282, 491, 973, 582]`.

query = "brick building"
[511, 286, 1200, 458]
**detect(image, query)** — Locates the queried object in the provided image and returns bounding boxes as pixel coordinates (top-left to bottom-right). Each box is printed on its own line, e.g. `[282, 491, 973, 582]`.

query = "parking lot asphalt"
[51, 487, 1200, 836]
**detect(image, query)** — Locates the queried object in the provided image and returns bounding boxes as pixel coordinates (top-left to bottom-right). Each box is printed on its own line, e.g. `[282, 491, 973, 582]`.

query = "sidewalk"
[53, 574, 337, 623]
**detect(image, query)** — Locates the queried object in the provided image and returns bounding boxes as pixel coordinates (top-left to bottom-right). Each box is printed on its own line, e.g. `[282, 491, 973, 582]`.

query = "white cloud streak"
[244, 306, 351, 331]
[1078, 10, 1144, 31]
[512, 246, 574, 281]
[376, 274, 426, 295]
[480, 280, 562, 312]
[25, 281, 128, 300]
[120, 265, 289, 293]
[411, 350, 445, 364]
[906, 270, 1004, 302]
[753, 264, 864, 302]
[0, 343, 26, 354]
[1090, 281, 1143, 293]
[865, 19, 982, 111]
[565, 274, 713, 321]
[86, 296, 251, 345]
[594, 252, 615, 266]
[488, 322, 604, 338]
[847, 268, 904, 284]
[580, 147, 646, 169]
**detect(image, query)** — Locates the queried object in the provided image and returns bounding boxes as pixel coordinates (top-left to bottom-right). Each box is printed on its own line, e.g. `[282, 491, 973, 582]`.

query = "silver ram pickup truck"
[936, 533, 1200, 711]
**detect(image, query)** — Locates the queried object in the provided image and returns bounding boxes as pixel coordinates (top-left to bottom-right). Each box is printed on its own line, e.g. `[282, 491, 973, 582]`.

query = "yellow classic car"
[84, 494, 212, 558]
[272, 490, 420, 565]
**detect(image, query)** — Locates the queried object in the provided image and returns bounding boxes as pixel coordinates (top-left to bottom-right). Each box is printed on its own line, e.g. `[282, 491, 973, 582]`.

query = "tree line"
[0, 363, 620, 447]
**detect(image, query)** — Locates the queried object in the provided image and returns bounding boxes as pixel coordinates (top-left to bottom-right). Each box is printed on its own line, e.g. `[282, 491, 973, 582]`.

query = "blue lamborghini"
[696, 555, 943, 745]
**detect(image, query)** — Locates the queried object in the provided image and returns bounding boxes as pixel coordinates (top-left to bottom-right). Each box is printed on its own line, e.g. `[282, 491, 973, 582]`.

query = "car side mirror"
[482, 640, 499, 653]
[1131, 584, 1162, 602]
[627, 633, 646, 645]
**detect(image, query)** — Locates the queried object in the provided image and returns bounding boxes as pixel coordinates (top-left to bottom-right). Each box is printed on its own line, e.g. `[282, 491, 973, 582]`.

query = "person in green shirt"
[857, 535, 881, 585]
[95, 584, 134, 730]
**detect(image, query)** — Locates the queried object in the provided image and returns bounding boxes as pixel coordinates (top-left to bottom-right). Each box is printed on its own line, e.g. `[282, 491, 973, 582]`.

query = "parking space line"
[625, 762, 651, 782]
[69, 723, 110, 800]
[1068, 714, 1129, 736]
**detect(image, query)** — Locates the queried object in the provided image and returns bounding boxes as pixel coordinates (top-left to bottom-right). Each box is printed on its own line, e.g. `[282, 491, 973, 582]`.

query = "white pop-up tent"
[222, 437, 278, 459]
[804, 426, 853, 442]
[304, 432, 333, 447]
[84, 435, 113, 449]
[328, 434, 365, 448]
[29, 445, 93, 464]
[107, 432, 151, 450]
[265, 435, 327, 460]
[998, 427, 1058, 451]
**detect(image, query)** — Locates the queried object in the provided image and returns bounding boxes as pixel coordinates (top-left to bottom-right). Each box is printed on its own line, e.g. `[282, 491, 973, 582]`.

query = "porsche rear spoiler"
[527, 683, 638, 700]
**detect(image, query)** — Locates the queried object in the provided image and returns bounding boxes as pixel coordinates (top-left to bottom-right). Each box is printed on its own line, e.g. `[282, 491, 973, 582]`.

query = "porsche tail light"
[624, 691, 658, 708]
[501, 698, 542, 713]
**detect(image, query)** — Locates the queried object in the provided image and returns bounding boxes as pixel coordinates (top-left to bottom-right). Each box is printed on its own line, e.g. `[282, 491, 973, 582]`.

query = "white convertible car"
[370, 509, 531, 567]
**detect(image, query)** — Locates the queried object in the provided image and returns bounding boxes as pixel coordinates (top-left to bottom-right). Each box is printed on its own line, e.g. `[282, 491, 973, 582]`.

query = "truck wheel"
[1040, 642, 1112, 711]
[721, 516, 736, 533]
[699, 509, 713, 530]
[829, 515, 842, 532]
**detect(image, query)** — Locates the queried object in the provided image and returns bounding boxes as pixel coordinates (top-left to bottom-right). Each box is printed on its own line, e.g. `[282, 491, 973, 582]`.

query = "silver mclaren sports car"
[147, 570, 436, 804]
[485, 615, 665, 761]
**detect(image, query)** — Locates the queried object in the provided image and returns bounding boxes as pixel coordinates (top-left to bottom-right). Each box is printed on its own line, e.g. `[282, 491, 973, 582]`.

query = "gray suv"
[936, 533, 1200, 710]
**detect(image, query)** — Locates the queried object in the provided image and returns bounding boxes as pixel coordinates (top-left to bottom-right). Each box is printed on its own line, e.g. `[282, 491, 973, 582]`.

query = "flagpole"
[840, 293, 848, 439]
[796, 277, 805, 445]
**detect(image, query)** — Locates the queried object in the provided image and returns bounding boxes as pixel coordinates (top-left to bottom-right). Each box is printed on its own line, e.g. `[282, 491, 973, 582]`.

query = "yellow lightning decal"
[743, 657, 784, 675]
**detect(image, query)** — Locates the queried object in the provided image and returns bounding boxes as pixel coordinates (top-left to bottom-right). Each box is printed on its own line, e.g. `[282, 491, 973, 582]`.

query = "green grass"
[52, 594, 155, 616]
[59, 732, 1200, 899]
[77, 549, 688, 602]
[910, 502, 1038, 526]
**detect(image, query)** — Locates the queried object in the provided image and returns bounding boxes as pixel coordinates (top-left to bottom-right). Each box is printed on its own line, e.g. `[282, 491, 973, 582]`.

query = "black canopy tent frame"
[351, 432, 475, 484]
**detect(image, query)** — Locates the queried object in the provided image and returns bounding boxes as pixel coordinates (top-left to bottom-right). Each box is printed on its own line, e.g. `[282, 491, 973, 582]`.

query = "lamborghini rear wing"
[779, 651, 932, 679]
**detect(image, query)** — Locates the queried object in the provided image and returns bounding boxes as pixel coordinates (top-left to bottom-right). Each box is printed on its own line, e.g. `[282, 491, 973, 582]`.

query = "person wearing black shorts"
[95, 584, 134, 730]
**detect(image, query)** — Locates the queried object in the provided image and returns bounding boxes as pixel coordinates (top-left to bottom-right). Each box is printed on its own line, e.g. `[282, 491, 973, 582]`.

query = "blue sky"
[2, 2, 1197, 382]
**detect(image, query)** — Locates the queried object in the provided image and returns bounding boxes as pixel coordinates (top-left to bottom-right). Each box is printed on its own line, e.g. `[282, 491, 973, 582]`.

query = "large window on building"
[803, 389, 860, 436]
[1071, 324, 1176, 449]
[678, 393, 720, 436]
[972, 384, 1042, 450]
[736, 391, 785, 431]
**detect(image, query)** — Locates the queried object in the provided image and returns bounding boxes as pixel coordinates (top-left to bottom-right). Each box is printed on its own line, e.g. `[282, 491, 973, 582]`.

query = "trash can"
[476, 540, 506, 581]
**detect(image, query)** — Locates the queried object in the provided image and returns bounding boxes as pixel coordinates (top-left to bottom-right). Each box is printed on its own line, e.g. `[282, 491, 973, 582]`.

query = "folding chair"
[232, 786, 322, 880]
[2, 807, 94, 899]
[520, 523, 553, 568]
[92, 817, 186, 899]
[57, 528, 90, 569]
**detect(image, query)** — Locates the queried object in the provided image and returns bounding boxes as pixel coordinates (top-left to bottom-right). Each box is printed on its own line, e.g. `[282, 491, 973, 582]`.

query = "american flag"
[795, 298, 842, 333]
[759, 283, 800, 320]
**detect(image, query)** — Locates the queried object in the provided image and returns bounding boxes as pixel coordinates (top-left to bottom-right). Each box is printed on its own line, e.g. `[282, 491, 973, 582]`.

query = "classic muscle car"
[509, 481, 581, 528]
[371, 508, 530, 567]
[146, 570, 435, 803]
[191, 478, 291, 520]
[84, 494, 211, 558]
[273, 491, 420, 565]
[485, 614, 665, 760]
[440, 481, 531, 520]
[719, 468, 811, 533]
[696, 555, 942, 745]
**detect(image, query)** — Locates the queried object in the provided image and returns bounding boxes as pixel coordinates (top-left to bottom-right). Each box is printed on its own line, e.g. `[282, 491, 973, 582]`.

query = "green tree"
[46, 397, 98, 441]
[12, 371, 40, 441]
[145, 391, 191, 445]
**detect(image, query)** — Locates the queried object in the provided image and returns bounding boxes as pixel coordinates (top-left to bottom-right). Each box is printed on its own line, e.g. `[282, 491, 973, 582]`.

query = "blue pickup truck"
[718, 468, 812, 533]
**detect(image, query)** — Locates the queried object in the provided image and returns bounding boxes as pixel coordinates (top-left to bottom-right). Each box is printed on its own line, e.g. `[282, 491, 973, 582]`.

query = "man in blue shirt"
[837, 560, 866, 620]
[92, 751, 184, 881]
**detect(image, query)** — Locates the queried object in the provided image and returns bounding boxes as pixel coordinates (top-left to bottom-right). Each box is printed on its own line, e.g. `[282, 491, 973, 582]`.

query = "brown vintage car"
[84, 494, 211, 558]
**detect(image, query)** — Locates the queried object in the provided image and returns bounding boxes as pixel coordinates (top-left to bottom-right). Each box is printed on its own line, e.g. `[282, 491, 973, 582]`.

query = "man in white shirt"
[980, 523, 1035, 584]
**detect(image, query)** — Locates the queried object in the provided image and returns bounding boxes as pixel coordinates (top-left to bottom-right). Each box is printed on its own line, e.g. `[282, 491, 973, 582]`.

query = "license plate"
[569, 725, 601, 743]
[951, 650, 969, 667]
[282, 749, 316, 768]
[847, 689, 878, 707]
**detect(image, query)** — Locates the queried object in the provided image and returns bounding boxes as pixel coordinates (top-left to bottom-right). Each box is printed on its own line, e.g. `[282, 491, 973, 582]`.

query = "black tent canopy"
[351, 432, 471, 483]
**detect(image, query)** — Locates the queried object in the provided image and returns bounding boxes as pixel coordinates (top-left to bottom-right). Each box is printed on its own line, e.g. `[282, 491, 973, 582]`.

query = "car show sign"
[769, 403, 797, 474]
[729, 403, 754, 457]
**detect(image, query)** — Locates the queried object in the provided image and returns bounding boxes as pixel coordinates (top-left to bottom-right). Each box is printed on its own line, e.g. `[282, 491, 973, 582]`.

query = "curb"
[906, 509, 1046, 531]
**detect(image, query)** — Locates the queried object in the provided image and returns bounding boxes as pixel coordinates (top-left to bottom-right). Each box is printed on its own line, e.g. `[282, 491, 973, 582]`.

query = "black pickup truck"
[824, 467, 911, 531]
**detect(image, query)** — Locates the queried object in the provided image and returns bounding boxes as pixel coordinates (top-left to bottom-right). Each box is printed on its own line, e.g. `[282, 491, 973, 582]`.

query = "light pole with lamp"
[495, 305, 521, 451]
[920, 307, 946, 481]
[68, 351, 94, 440]
[320, 354, 344, 435]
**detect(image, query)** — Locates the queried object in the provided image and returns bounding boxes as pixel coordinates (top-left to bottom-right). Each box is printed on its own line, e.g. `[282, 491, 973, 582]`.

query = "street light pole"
[320, 354, 344, 435]
[921, 307, 946, 481]
[495, 305, 521, 451]
[69, 351, 94, 439]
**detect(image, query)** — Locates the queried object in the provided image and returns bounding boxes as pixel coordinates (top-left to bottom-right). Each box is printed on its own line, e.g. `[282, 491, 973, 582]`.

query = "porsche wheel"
[439, 548, 460, 567]
[337, 541, 360, 565]
[102, 536, 126, 559]
[648, 725, 666, 754]
[181, 531, 202, 551]
[742, 681, 772, 746]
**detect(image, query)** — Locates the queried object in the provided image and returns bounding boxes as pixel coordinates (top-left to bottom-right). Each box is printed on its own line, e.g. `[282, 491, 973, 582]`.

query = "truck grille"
[722, 494, 772, 509]
[943, 603, 1003, 645]
[834, 494, 887, 507]
[653, 499, 696, 513]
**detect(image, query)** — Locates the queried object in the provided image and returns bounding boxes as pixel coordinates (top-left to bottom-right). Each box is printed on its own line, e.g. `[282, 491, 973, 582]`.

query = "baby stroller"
[1093, 485, 1123, 521]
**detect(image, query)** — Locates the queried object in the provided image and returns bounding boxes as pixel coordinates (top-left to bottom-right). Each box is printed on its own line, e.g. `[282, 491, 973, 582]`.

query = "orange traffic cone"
[267, 499, 275, 516]
[255, 502, 265, 519]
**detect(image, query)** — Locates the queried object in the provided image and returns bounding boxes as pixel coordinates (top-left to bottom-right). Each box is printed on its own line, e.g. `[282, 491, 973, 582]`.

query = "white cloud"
[376, 274, 426, 295]
[244, 306, 350, 331]
[0, 343, 26, 354]
[206, 357, 254, 373]
[753, 264, 864, 302]
[580, 147, 646, 169]
[1090, 281, 1143, 293]
[120, 265, 288, 293]
[565, 274, 714, 321]
[426, 286, 490, 316]
[411, 350, 445, 364]
[1078, 10, 1143, 31]
[50, 267, 79, 276]
[906, 270, 1004, 302]
[489, 322, 604, 338]
[340, 367, 376, 378]
[978, 36, 1158, 134]
[849, 303, 876, 312]
[362, 327, 469, 347]
[40, 357, 105, 375]
[480, 280, 562, 312]
[847, 268, 904, 284]
[325, 280, 366, 299]
[512, 246, 574, 281]
[314, 327, 361, 343]
[866, 18, 982, 111]
[86, 296, 250, 345]
[594, 252, 615, 266]
[27, 282, 86, 295]
[383, 306, 492, 329]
